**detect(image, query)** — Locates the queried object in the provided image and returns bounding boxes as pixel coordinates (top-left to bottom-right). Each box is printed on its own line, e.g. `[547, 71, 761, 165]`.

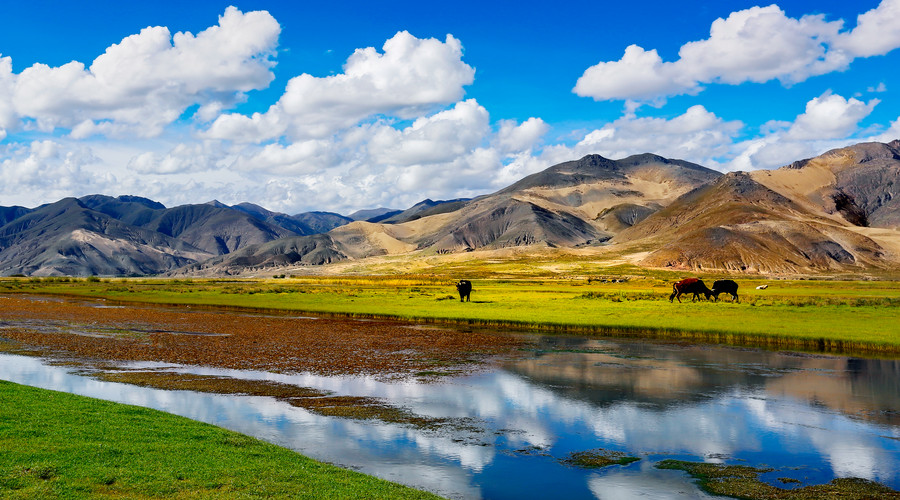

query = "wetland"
[2, 293, 899, 498]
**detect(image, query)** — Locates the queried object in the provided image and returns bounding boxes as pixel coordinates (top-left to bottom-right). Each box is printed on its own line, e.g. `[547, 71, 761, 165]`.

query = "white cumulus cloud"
[833, 0, 900, 57]
[204, 31, 476, 142]
[543, 105, 743, 168]
[0, 141, 111, 204]
[218, 100, 548, 212]
[494, 117, 549, 154]
[367, 99, 490, 166]
[573, 45, 697, 102]
[230, 140, 340, 176]
[127, 142, 230, 175]
[0, 56, 14, 137]
[574, 1, 900, 102]
[1, 6, 280, 138]
[725, 92, 883, 170]
[786, 92, 879, 140]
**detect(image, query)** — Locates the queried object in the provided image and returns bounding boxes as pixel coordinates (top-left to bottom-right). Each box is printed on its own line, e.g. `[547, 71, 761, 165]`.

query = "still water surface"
[2, 335, 900, 499]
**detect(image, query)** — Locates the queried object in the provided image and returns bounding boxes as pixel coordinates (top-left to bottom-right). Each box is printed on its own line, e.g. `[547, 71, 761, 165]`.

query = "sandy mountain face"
[434, 154, 720, 249]
[189, 153, 723, 275]
[495, 154, 720, 232]
[617, 171, 891, 273]
[750, 140, 900, 228]
[4, 142, 900, 277]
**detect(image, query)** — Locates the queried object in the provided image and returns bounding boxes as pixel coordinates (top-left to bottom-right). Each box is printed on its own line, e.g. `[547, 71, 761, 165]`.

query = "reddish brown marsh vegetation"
[0, 295, 525, 379]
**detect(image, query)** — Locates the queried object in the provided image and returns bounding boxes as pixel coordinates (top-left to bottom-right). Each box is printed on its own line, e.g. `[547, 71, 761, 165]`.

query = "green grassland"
[0, 380, 441, 499]
[3, 272, 900, 354]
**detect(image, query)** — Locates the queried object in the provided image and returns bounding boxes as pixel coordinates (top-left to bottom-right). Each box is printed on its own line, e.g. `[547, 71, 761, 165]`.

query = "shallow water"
[2, 334, 900, 499]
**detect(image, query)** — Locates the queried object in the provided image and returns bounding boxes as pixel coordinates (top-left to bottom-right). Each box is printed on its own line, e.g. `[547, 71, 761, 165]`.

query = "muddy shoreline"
[0, 295, 527, 379]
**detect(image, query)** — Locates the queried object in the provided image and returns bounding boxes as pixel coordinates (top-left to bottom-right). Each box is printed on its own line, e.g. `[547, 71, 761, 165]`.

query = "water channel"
[2, 322, 900, 498]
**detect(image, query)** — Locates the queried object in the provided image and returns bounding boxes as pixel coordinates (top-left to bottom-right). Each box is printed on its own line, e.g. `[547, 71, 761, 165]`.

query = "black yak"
[455, 280, 473, 302]
[711, 279, 739, 302]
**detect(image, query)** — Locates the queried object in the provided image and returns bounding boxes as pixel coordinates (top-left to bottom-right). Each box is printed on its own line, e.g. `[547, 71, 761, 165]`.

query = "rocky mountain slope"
[0, 198, 209, 276]
[614, 172, 888, 273]
[183, 153, 722, 274]
[0, 196, 351, 276]
[604, 141, 900, 273]
[3, 141, 900, 277]
[228, 202, 353, 235]
[750, 140, 900, 228]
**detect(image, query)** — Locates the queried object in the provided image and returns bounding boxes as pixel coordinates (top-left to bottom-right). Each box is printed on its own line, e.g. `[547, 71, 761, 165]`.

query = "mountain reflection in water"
[2, 335, 899, 500]
[509, 337, 900, 427]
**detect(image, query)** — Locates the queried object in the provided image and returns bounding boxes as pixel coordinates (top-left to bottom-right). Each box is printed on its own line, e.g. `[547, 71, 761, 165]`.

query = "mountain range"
[2, 140, 899, 277]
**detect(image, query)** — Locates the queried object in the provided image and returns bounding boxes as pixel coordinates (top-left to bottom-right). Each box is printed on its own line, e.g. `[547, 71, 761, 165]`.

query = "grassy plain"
[0, 380, 441, 499]
[2, 271, 899, 354]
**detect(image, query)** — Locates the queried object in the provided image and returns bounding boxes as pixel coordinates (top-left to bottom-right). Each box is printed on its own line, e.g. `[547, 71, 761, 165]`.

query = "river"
[2, 307, 899, 499]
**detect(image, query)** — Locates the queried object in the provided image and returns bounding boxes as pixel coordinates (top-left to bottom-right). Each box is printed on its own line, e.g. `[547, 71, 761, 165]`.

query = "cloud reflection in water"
[2, 336, 899, 499]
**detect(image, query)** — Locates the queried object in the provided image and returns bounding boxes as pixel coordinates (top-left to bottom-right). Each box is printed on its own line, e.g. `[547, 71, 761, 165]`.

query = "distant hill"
[750, 140, 900, 228]
[5, 141, 900, 277]
[230, 202, 353, 235]
[376, 198, 471, 224]
[184, 152, 723, 275]
[348, 207, 400, 222]
[290, 211, 354, 234]
[0, 196, 343, 276]
[615, 172, 887, 273]
[0, 206, 32, 226]
[0, 198, 210, 276]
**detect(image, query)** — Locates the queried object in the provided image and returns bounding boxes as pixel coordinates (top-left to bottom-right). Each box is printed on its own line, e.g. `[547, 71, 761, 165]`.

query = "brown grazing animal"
[669, 278, 713, 303]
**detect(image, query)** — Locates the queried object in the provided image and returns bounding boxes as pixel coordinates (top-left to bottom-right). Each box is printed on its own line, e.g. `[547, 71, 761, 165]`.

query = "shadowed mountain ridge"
[3, 142, 900, 276]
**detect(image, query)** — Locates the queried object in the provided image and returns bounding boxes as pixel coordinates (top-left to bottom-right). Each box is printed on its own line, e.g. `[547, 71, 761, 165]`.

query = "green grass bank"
[3, 275, 900, 355]
[0, 380, 442, 499]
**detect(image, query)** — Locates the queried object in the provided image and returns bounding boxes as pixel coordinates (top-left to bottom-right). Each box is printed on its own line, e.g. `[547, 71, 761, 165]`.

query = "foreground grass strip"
[655, 459, 900, 499]
[0, 381, 443, 499]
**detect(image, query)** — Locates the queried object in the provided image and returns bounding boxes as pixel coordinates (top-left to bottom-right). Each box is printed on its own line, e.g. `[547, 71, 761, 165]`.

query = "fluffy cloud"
[573, 45, 697, 102]
[494, 118, 548, 155]
[215, 100, 549, 212]
[127, 142, 230, 175]
[0, 141, 111, 204]
[366, 99, 490, 166]
[0, 56, 14, 138]
[230, 140, 340, 176]
[833, 0, 900, 57]
[542, 105, 742, 168]
[724, 92, 882, 170]
[676, 6, 844, 85]
[206, 99, 547, 212]
[1, 7, 279, 137]
[204, 31, 476, 142]
[575, 1, 900, 102]
[786, 92, 879, 140]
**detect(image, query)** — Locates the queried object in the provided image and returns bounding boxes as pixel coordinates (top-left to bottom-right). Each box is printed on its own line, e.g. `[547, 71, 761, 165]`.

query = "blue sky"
[0, 1, 898, 214]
